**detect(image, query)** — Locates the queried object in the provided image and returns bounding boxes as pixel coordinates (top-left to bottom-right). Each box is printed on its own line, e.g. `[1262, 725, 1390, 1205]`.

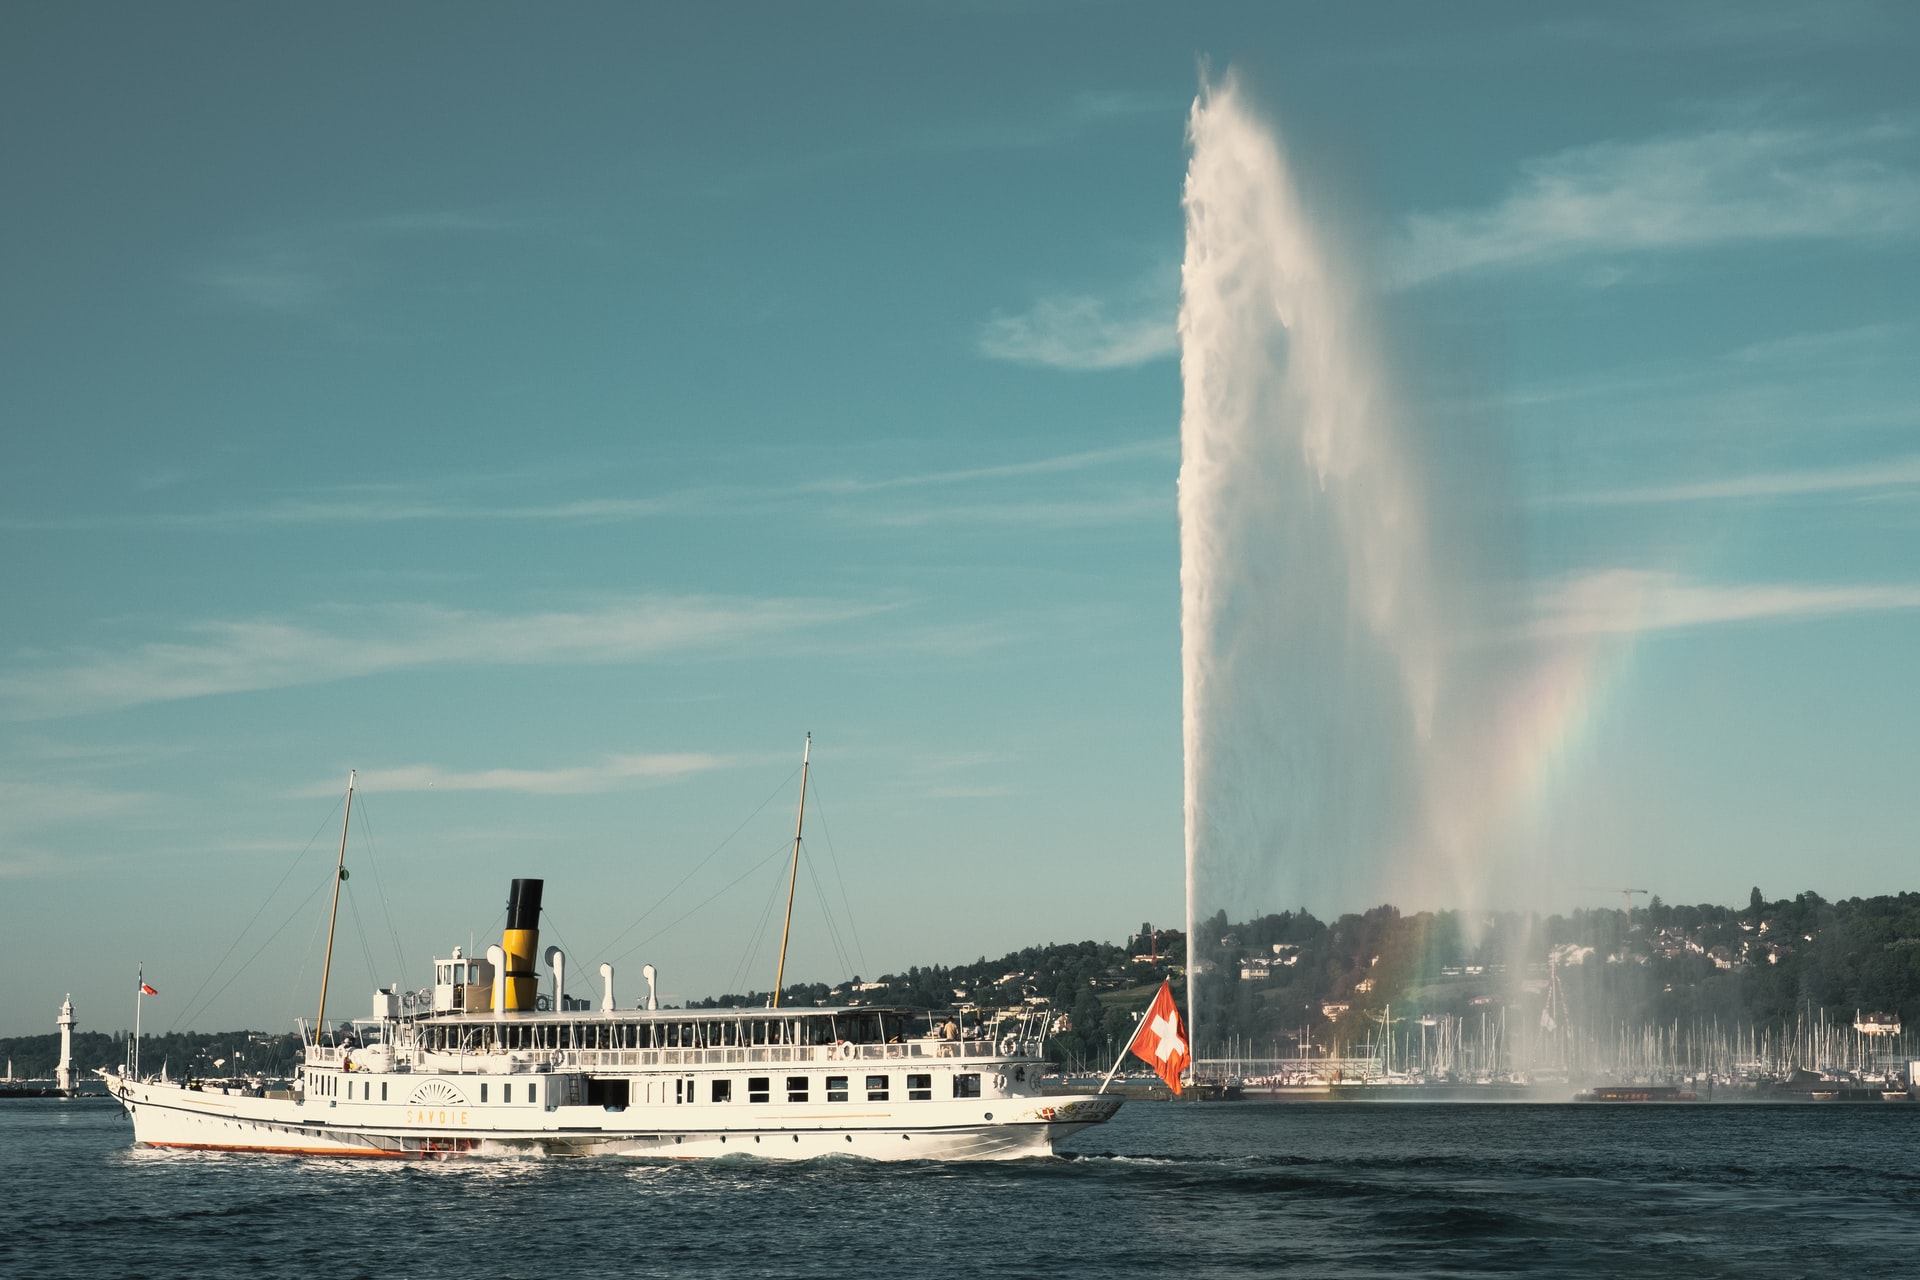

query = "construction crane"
[1583, 886, 1650, 925]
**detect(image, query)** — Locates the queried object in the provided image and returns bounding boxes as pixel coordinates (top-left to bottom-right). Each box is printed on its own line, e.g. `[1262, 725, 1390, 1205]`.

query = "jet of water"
[1177, 71, 1637, 1062]
[1179, 72, 1463, 1048]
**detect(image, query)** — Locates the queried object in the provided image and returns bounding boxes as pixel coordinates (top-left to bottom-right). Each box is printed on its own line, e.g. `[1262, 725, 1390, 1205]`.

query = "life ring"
[834, 1041, 854, 1061]
[998, 1036, 1017, 1057]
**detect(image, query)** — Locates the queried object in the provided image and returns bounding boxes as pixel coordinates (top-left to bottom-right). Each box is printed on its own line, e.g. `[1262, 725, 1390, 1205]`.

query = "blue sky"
[3, 3, 1917, 1036]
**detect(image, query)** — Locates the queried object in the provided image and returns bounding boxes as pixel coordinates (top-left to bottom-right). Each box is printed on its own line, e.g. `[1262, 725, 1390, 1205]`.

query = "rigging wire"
[282, 873, 336, 1040]
[728, 849, 794, 999]
[609, 837, 795, 967]
[589, 764, 801, 962]
[803, 779, 869, 978]
[343, 880, 380, 995]
[167, 792, 345, 1032]
[541, 911, 581, 1006]
[351, 794, 408, 982]
[802, 842, 854, 983]
[177, 860, 335, 1034]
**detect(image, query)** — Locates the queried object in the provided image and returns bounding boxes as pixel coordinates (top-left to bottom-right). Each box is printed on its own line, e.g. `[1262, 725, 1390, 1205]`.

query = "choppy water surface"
[7, 1100, 1917, 1278]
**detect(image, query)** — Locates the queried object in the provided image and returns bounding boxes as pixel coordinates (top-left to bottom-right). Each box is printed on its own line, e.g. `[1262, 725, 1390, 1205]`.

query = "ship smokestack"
[498, 878, 544, 1013]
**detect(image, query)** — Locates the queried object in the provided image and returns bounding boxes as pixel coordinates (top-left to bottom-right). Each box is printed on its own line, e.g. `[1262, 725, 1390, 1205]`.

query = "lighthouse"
[56, 995, 76, 1095]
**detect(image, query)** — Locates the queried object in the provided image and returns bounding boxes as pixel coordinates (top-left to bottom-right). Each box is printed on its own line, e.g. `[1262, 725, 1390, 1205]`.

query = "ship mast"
[314, 770, 355, 1041]
[771, 734, 810, 1009]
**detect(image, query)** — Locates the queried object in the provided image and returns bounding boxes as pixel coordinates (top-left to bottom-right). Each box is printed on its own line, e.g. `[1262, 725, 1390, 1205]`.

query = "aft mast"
[314, 770, 356, 1042]
[771, 734, 810, 1009]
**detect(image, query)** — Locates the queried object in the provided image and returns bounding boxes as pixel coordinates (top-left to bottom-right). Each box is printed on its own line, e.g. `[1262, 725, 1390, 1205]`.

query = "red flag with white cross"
[1129, 979, 1190, 1094]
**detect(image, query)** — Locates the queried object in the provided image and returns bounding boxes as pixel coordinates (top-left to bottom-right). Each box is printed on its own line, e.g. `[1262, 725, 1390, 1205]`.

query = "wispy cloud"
[1555, 455, 1920, 507]
[928, 90, 1178, 153]
[191, 207, 521, 315]
[3, 440, 1174, 532]
[1724, 322, 1909, 366]
[302, 752, 734, 797]
[923, 783, 1015, 800]
[1497, 323, 1912, 414]
[855, 491, 1169, 528]
[0, 849, 97, 879]
[0, 595, 877, 719]
[979, 268, 1178, 370]
[0, 780, 148, 879]
[0, 779, 148, 832]
[804, 440, 1173, 494]
[700, 91, 1179, 199]
[1527, 569, 1920, 640]
[1393, 119, 1920, 284]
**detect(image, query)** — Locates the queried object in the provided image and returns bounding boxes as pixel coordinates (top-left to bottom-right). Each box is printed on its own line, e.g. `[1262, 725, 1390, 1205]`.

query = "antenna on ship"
[770, 733, 810, 1010]
[314, 770, 356, 1043]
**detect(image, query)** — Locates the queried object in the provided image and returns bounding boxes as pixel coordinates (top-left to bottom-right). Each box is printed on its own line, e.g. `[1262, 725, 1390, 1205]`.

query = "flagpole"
[1098, 1002, 1150, 1095]
[134, 961, 144, 1080]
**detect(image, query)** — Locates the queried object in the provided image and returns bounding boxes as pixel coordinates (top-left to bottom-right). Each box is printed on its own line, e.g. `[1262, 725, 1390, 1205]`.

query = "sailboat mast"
[771, 735, 811, 1009]
[314, 770, 355, 1040]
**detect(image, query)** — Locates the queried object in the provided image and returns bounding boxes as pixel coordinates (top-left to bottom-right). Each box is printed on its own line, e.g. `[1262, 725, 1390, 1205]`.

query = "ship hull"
[107, 1072, 1119, 1162]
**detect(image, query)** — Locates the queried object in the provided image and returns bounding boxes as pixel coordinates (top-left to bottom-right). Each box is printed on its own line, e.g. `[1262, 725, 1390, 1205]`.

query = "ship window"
[787, 1076, 809, 1102]
[826, 1075, 849, 1102]
[712, 1079, 732, 1103]
[529, 1083, 537, 1105]
[480, 1083, 488, 1103]
[504, 1083, 512, 1104]
[381, 1082, 388, 1101]
[586, 1078, 629, 1109]
[953, 1073, 981, 1099]
[866, 1075, 889, 1101]
[907, 1073, 932, 1101]
[749, 1076, 770, 1103]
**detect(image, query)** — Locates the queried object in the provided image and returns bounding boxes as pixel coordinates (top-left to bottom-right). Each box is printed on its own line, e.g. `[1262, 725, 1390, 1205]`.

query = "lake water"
[7, 1098, 1917, 1278]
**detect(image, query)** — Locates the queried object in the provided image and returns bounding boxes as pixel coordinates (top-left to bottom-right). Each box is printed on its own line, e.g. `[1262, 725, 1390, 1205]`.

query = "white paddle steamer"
[106, 754, 1121, 1160]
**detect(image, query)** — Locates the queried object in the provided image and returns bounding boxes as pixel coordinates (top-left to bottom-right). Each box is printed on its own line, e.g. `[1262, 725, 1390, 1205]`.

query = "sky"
[3, 2, 1917, 1038]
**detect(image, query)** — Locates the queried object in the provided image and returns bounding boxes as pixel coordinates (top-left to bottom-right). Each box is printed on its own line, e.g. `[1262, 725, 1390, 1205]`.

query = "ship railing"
[388, 1037, 1048, 1074]
[517, 1039, 1043, 1071]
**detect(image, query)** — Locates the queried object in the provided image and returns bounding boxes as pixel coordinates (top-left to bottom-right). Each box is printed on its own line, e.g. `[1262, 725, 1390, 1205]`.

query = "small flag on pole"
[139, 983, 157, 996]
[1130, 978, 1190, 1094]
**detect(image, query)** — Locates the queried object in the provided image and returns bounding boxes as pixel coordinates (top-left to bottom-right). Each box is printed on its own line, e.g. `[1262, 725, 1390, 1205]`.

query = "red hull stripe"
[143, 1141, 420, 1159]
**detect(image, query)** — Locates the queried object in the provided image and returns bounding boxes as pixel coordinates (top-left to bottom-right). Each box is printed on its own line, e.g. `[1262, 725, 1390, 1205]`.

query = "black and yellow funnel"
[498, 878, 544, 1013]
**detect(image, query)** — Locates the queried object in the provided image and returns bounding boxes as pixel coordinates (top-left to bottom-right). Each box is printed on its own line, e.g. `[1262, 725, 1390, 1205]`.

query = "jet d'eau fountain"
[1178, 72, 1602, 1053]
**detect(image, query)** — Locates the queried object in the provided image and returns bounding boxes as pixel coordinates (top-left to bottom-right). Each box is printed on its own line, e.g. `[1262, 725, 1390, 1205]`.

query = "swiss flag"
[139, 983, 158, 996]
[1129, 979, 1190, 1094]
